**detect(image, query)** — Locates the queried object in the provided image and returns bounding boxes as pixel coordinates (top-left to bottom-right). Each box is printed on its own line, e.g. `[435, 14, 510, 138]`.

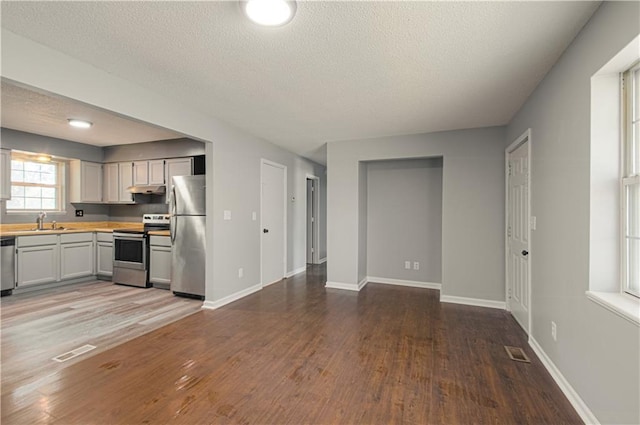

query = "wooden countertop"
[148, 230, 170, 236]
[0, 221, 142, 237]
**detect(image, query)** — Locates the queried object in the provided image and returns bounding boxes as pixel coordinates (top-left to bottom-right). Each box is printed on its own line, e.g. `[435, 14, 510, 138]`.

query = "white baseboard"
[529, 337, 599, 425]
[367, 276, 441, 290]
[325, 281, 360, 291]
[202, 283, 262, 310]
[285, 266, 306, 278]
[440, 294, 506, 310]
[358, 277, 368, 290]
[318, 257, 327, 264]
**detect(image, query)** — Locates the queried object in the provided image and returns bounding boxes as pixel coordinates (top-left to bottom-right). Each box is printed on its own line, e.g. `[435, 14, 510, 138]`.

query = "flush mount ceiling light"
[67, 119, 93, 129]
[242, 0, 296, 27]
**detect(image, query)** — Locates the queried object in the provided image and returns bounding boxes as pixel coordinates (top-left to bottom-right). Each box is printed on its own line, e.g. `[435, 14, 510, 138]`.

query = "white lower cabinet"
[16, 233, 96, 288]
[17, 235, 59, 287]
[149, 236, 172, 286]
[60, 233, 94, 280]
[96, 233, 113, 277]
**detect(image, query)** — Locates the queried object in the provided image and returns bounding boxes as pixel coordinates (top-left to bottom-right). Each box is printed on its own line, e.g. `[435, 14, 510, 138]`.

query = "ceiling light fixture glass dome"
[242, 0, 296, 27]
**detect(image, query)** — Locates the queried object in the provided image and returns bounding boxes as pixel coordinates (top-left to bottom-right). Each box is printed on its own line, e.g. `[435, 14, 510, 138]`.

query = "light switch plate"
[252, 211, 257, 221]
[530, 216, 537, 230]
[223, 210, 232, 220]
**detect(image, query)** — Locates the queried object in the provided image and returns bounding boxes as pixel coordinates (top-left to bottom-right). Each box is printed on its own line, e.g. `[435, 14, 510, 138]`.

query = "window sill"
[586, 291, 640, 326]
[6, 211, 67, 215]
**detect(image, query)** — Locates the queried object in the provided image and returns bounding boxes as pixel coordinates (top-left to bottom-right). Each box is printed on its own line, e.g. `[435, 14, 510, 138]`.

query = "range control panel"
[142, 214, 171, 225]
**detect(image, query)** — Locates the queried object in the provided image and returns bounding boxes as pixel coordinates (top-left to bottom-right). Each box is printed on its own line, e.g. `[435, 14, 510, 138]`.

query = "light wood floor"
[1, 280, 202, 403]
[1, 265, 581, 424]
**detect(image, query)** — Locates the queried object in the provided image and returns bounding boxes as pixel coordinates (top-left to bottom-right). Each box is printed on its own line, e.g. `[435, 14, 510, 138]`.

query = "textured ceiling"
[1, 82, 184, 146]
[1, 1, 601, 164]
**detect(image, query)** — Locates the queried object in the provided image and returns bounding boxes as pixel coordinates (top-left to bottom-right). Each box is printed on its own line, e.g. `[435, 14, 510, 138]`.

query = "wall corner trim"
[202, 283, 262, 310]
[440, 295, 506, 310]
[529, 337, 600, 425]
[325, 281, 363, 291]
[285, 266, 306, 278]
[367, 276, 441, 290]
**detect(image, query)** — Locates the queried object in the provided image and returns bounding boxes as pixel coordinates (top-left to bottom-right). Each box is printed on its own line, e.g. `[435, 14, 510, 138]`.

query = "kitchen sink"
[25, 227, 75, 232]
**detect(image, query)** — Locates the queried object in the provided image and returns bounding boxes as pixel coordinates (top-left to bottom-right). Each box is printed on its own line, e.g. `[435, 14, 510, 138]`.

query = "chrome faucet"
[36, 211, 47, 230]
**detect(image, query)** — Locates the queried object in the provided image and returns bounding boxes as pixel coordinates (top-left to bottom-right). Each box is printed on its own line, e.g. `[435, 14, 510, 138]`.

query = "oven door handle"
[113, 235, 145, 241]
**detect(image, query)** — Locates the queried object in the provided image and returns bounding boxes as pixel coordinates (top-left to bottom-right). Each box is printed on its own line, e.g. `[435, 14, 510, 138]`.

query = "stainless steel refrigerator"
[170, 175, 206, 299]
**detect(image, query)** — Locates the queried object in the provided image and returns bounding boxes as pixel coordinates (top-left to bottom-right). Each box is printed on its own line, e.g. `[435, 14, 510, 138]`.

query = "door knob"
[263, 229, 269, 233]
[522, 250, 529, 256]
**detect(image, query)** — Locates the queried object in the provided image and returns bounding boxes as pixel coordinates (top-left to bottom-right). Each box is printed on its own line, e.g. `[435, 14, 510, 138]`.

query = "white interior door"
[261, 161, 286, 286]
[507, 132, 531, 334]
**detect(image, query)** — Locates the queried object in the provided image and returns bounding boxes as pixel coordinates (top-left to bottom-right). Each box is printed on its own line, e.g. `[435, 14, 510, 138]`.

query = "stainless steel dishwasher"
[1, 236, 16, 296]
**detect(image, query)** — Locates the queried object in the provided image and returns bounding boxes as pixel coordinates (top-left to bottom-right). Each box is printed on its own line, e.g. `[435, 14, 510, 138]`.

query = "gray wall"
[505, 2, 639, 423]
[366, 158, 442, 283]
[209, 126, 326, 301]
[109, 203, 168, 222]
[327, 126, 505, 301]
[103, 138, 204, 162]
[0, 128, 110, 224]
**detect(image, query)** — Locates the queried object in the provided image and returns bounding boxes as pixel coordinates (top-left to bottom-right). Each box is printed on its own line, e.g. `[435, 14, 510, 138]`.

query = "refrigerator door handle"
[170, 186, 177, 244]
[171, 186, 177, 216]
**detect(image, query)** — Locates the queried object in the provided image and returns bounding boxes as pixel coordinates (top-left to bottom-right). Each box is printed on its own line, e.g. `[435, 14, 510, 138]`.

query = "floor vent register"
[504, 345, 531, 363]
[52, 344, 97, 363]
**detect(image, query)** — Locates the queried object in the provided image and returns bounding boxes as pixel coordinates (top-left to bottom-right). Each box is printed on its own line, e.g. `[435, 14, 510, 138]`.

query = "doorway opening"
[306, 176, 320, 265]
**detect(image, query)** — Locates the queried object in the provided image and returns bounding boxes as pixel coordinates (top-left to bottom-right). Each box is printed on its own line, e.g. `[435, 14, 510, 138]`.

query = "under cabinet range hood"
[127, 185, 166, 195]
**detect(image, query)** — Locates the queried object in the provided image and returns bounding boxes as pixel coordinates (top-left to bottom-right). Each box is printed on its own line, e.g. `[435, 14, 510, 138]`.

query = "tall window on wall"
[622, 62, 640, 297]
[6, 152, 64, 212]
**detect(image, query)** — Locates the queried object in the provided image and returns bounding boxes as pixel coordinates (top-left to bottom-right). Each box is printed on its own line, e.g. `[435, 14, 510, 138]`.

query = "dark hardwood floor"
[1, 265, 581, 424]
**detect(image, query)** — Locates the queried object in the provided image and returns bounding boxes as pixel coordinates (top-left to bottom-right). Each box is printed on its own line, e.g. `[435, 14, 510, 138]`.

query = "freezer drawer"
[171, 215, 205, 298]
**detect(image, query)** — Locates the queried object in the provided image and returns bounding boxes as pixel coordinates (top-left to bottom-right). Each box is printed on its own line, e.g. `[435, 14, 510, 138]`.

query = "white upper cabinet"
[133, 161, 149, 186]
[0, 149, 11, 200]
[165, 158, 193, 203]
[103, 163, 119, 203]
[132, 160, 165, 185]
[70, 160, 102, 203]
[149, 160, 165, 185]
[118, 162, 133, 202]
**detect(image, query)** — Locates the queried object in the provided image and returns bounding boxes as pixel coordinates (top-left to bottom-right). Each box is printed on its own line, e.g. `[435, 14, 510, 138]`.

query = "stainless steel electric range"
[112, 214, 170, 288]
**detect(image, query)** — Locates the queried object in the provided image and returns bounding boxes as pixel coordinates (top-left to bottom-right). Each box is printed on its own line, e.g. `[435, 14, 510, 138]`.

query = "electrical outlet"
[413, 262, 420, 270]
[238, 268, 244, 278]
[551, 321, 557, 341]
[75, 209, 84, 217]
[404, 261, 411, 270]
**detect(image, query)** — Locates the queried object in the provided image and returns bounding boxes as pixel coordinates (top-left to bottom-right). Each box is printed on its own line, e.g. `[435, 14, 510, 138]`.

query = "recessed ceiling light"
[242, 0, 296, 27]
[68, 119, 93, 129]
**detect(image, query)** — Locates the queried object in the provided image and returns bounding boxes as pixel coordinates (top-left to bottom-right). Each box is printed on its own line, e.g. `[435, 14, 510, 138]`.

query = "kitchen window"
[6, 153, 65, 212]
[622, 61, 640, 298]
